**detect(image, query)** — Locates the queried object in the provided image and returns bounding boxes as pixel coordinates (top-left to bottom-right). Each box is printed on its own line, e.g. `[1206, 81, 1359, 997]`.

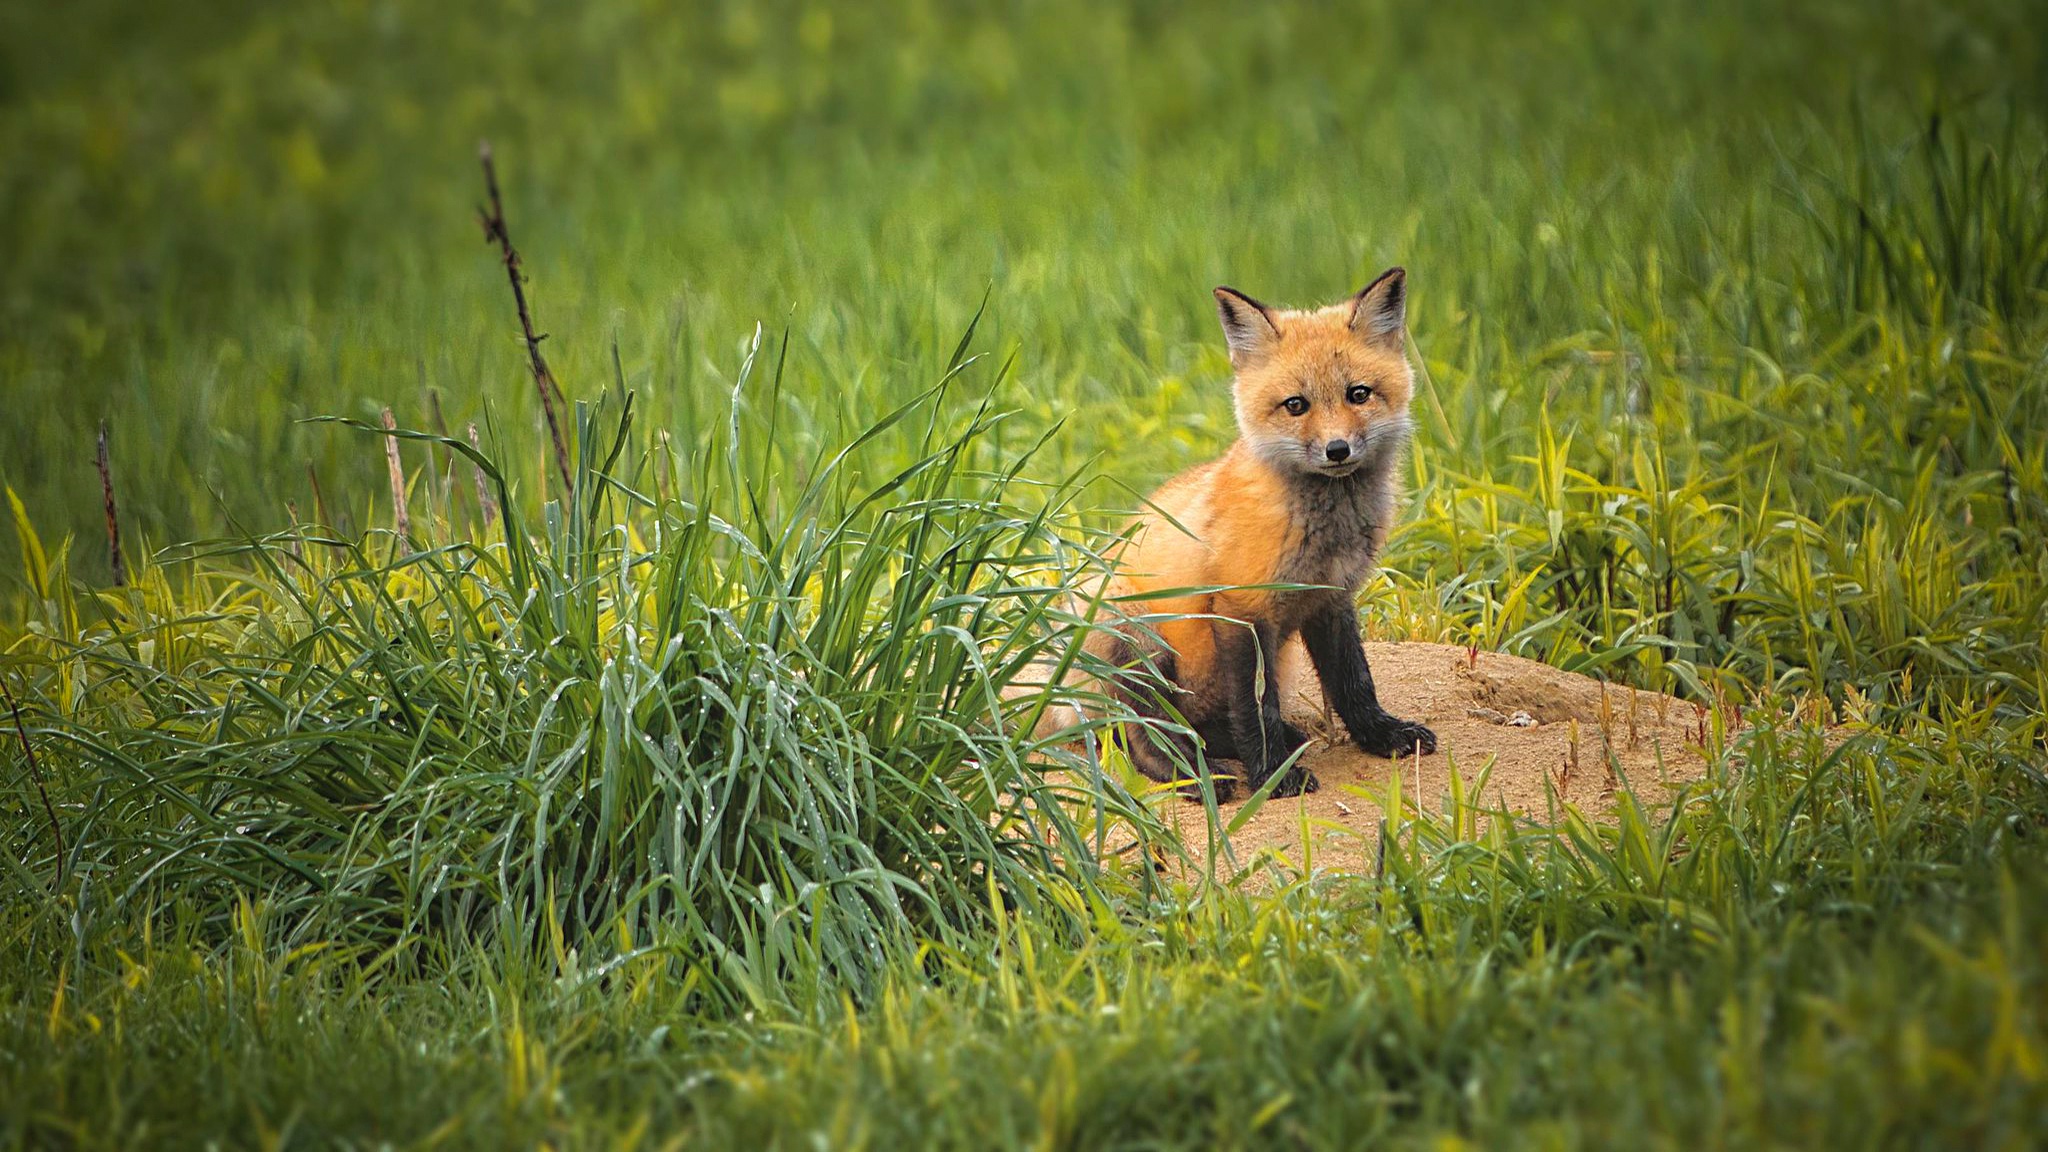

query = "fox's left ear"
[1348, 267, 1407, 352]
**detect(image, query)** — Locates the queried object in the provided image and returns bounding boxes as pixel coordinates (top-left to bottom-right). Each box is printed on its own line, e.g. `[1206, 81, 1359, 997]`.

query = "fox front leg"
[1300, 599, 1437, 759]
[1216, 619, 1317, 796]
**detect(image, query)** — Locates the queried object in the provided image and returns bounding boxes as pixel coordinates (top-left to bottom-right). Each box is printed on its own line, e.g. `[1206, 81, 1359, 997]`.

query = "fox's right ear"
[1214, 287, 1280, 368]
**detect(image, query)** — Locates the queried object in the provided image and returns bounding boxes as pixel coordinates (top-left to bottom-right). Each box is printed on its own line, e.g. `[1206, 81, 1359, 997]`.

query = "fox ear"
[1214, 287, 1280, 367]
[1348, 267, 1407, 352]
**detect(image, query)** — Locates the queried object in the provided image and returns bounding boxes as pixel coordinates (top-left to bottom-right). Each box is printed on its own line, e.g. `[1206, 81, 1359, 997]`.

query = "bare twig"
[3, 680, 64, 887]
[381, 407, 411, 542]
[95, 421, 125, 587]
[477, 141, 574, 493]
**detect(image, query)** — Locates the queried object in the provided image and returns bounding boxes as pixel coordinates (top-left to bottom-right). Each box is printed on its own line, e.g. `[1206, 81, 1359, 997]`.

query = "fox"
[1089, 267, 1438, 799]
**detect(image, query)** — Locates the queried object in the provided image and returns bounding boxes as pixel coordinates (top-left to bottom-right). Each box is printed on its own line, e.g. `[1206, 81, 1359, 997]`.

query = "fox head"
[1212, 268, 1415, 480]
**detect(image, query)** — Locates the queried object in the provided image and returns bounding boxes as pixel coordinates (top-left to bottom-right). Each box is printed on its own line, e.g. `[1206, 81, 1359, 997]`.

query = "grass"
[3, 0, 2047, 1146]
[9, 713, 2045, 1147]
[4, 345, 1193, 1012]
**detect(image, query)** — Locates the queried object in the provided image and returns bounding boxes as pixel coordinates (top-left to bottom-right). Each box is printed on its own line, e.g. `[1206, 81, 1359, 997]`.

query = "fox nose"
[1324, 440, 1352, 463]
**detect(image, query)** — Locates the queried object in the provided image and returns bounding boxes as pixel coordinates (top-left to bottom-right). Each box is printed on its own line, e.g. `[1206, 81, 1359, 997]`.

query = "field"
[4, 0, 2047, 1147]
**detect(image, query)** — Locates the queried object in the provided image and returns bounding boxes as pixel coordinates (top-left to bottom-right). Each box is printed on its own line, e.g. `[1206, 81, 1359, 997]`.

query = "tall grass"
[1375, 108, 2048, 708]
[2, 325, 1179, 1009]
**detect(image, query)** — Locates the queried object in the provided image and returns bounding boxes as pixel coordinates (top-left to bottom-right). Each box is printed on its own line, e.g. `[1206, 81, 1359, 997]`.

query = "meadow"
[3, 0, 2047, 1146]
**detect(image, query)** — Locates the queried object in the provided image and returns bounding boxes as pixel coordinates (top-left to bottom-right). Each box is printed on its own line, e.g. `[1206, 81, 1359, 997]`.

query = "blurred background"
[2, 0, 2044, 700]
[2, 0, 2035, 538]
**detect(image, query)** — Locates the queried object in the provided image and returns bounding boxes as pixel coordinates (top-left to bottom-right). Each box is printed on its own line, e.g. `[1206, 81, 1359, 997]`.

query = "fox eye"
[1280, 396, 1310, 416]
[1346, 383, 1373, 405]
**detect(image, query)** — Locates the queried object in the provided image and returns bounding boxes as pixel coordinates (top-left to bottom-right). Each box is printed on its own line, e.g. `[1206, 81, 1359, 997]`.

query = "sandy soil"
[1142, 641, 1713, 875]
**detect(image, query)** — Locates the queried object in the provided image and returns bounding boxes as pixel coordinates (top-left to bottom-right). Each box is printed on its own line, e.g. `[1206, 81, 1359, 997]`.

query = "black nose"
[1324, 440, 1352, 462]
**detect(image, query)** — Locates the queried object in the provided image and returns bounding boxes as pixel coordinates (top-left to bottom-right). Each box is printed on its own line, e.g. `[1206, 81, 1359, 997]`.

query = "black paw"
[1354, 715, 1437, 758]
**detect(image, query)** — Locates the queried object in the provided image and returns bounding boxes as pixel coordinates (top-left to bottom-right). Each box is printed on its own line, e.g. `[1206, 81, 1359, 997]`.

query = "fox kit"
[1097, 268, 1437, 798]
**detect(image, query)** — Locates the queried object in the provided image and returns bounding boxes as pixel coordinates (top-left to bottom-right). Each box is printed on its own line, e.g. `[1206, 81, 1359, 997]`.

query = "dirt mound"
[1152, 641, 1712, 874]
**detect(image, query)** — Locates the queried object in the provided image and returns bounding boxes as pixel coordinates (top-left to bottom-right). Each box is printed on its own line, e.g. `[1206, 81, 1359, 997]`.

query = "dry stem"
[477, 141, 574, 493]
[95, 421, 125, 586]
[381, 407, 411, 541]
[469, 423, 499, 531]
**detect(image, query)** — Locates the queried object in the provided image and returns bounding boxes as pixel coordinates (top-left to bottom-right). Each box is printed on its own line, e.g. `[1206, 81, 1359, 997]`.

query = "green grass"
[3, 0, 2047, 1146]
[9, 713, 2045, 1147]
